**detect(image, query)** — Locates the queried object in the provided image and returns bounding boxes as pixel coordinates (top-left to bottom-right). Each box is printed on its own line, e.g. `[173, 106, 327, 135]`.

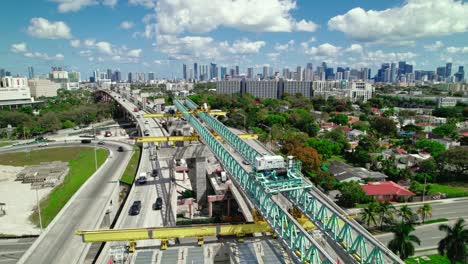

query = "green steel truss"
[184, 98, 309, 193]
[286, 187, 404, 264]
[182, 98, 403, 264]
[174, 99, 334, 264]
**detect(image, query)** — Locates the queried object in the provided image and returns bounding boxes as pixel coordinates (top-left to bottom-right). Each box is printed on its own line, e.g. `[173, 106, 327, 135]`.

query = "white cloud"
[153, 60, 163, 64]
[127, 49, 142, 57]
[27, 18, 72, 39]
[274, 40, 295, 52]
[155, 35, 265, 61]
[11, 42, 27, 53]
[70, 39, 81, 47]
[328, 0, 468, 42]
[79, 50, 93, 57]
[152, 0, 318, 35]
[304, 43, 341, 57]
[446, 46, 468, 54]
[95, 41, 113, 55]
[84, 39, 96, 47]
[120, 21, 134, 30]
[345, 44, 363, 53]
[424, 41, 444, 51]
[128, 0, 156, 8]
[294, 19, 318, 32]
[24, 52, 64, 60]
[51, 0, 117, 12]
[267, 52, 281, 61]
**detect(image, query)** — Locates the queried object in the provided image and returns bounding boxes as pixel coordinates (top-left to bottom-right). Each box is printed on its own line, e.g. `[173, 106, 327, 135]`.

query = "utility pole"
[93, 125, 98, 171]
[33, 172, 43, 233]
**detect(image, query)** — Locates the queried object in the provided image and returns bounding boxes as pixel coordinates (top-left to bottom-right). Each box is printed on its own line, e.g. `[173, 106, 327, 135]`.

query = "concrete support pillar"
[188, 157, 207, 205]
[208, 201, 213, 217]
[188, 203, 193, 219]
[227, 198, 231, 216]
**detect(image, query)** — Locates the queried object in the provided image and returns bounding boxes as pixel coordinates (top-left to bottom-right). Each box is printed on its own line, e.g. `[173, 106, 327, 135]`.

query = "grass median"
[429, 183, 468, 198]
[0, 147, 109, 227]
[406, 254, 462, 264]
[119, 145, 141, 185]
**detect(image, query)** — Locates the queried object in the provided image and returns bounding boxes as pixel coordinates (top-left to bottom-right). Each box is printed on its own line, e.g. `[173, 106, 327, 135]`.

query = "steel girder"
[174, 99, 334, 264]
[286, 188, 403, 264]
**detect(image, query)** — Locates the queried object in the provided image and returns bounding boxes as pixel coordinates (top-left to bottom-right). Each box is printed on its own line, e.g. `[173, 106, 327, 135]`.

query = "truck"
[104, 131, 112, 137]
[81, 139, 92, 144]
[220, 171, 227, 182]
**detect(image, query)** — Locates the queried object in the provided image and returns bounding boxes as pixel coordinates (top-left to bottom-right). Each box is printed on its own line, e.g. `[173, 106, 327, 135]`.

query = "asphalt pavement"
[17, 141, 133, 264]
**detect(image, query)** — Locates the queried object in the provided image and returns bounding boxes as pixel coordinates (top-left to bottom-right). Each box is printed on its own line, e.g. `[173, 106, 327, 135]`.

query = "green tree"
[417, 204, 432, 224]
[415, 138, 445, 158]
[337, 181, 372, 208]
[62, 120, 76, 129]
[38, 112, 61, 132]
[437, 147, 468, 181]
[323, 128, 350, 151]
[352, 121, 371, 132]
[433, 124, 458, 138]
[398, 205, 414, 223]
[370, 117, 397, 136]
[388, 222, 421, 260]
[305, 138, 341, 160]
[361, 202, 379, 227]
[329, 113, 349, 126]
[377, 201, 396, 230]
[438, 218, 468, 264]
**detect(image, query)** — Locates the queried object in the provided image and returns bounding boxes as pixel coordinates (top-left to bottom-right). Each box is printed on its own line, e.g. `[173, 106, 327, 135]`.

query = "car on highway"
[38, 143, 49, 147]
[144, 120, 149, 124]
[153, 197, 163, 210]
[130, 201, 141, 215]
[98, 141, 105, 145]
[152, 169, 158, 177]
[136, 173, 147, 185]
[242, 160, 251, 165]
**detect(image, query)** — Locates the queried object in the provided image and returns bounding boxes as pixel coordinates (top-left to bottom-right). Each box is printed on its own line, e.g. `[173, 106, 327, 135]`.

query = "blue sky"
[1, 0, 467, 79]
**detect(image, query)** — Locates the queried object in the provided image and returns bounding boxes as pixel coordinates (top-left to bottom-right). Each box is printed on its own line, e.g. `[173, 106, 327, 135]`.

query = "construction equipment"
[136, 133, 258, 143]
[143, 110, 226, 118]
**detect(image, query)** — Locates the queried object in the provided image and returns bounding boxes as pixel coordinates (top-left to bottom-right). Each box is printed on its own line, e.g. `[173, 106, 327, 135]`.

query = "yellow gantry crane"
[143, 110, 227, 118]
[136, 133, 258, 143]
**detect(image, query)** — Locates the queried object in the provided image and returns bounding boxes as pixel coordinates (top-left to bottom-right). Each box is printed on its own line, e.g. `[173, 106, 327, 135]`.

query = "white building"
[28, 78, 61, 98]
[0, 76, 32, 102]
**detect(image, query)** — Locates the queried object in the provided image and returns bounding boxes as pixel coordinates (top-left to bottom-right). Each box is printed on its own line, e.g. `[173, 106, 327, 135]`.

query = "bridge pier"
[187, 157, 207, 206]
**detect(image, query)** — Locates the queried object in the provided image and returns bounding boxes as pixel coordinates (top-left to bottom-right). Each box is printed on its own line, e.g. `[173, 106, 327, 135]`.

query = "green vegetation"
[423, 218, 448, 225]
[0, 89, 114, 139]
[406, 254, 462, 264]
[388, 222, 421, 260]
[438, 218, 468, 263]
[429, 183, 468, 198]
[0, 147, 108, 228]
[0, 141, 11, 147]
[119, 146, 141, 185]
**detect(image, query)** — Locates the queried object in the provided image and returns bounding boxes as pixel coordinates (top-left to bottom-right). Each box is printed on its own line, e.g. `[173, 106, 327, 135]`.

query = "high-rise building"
[445, 63, 452, 77]
[107, 69, 112, 81]
[128, 72, 133, 83]
[210, 63, 217, 80]
[193, 62, 198, 81]
[235, 65, 239, 77]
[367, 68, 371, 80]
[28, 66, 34, 79]
[229, 68, 235, 78]
[384, 68, 391, 83]
[220, 67, 227, 79]
[344, 70, 350, 81]
[182, 64, 187, 80]
[296, 66, 302, 81]
[148, 72, 155, 81]
[93, 70, 100, 82]
[114, 70, 121, 82]
[325, 68, 334, 80]
[262, 66, 269, 80]
[362, 68, 369, 80]
[436, 67, 446, 80]
[68, 71, 81, 82]
[247, 68, 254, 79]
[454, 66, 464, 82]
[0, 69, 5, 78]
[5, 71, 11, 77]
[405, 64, 413, 74]
[336, 72, 343, 80]
[398, 61, 406, 75]
[390, 62, 397, 82]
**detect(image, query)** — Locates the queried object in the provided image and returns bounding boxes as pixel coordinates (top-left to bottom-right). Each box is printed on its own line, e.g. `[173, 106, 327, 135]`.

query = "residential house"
[328, 161, 387, 183]
[361, 181, 415, 202]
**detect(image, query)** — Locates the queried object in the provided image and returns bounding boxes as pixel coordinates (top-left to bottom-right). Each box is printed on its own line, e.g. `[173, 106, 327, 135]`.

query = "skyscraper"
[296, 66, 302, 81]
[0, 69, 5, 78]
[114, 70, 121, 82]
[405, 64, 413, 74]
[210, 63, 218, 80]
[128, 72, 133, 83]
[454, 66, 464, 82]
[193, 62, 198, 81]
[445, 63, 452, 77]
[398, 61, 406, 75]
[28, 66, 34, 79]
[107, 69, 112, 80]
[436, 67, 446, 80]
[247, 68, 253, 79]
[263, 66, 269, 79]
[235, 65, 239, 77]
[390, 62, 397, 82]
[220, 67, 227, 80]
[148, 72, 155, 81]
[182, 64, 187, 80]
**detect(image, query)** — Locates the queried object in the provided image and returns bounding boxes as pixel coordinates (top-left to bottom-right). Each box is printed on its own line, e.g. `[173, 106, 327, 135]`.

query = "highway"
[12, 141, 133, 264]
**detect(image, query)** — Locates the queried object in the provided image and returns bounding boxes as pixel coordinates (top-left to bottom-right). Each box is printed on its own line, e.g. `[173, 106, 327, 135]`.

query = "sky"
[1, 0, 467, 79]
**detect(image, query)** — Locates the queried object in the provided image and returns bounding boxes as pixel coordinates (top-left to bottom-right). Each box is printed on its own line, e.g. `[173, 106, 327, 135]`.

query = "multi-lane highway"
[13, 141, 133, 264]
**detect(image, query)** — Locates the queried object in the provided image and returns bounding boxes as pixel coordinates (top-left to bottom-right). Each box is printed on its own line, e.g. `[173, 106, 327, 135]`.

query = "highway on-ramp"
[17, 141, 133, 264]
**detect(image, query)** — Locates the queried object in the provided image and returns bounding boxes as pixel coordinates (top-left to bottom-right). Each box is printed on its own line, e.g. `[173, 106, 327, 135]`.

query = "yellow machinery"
[136, 134, 258, 143]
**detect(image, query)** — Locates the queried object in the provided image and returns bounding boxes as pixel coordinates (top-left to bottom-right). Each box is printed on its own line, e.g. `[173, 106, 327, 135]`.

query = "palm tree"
[398, 205, 414, 223]
[417, 203, 432, 224]
[438, 218, 468, 264]
[378, 201, 396, 230]
[388, 222, 421, 260]
[361, 202, 379, 228]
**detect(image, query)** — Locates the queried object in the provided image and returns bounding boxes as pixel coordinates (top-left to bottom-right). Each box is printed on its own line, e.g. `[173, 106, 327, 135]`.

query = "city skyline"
[1, 0, 468, 78]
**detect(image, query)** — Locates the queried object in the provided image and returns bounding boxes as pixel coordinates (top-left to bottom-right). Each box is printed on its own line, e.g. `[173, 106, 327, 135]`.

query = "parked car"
[153, 197, 163, 210]
[117, 146, 124, 152]
[130, 201, 141, 215]
[81, 139, 92, 144]
[98, 141, 105, 145]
